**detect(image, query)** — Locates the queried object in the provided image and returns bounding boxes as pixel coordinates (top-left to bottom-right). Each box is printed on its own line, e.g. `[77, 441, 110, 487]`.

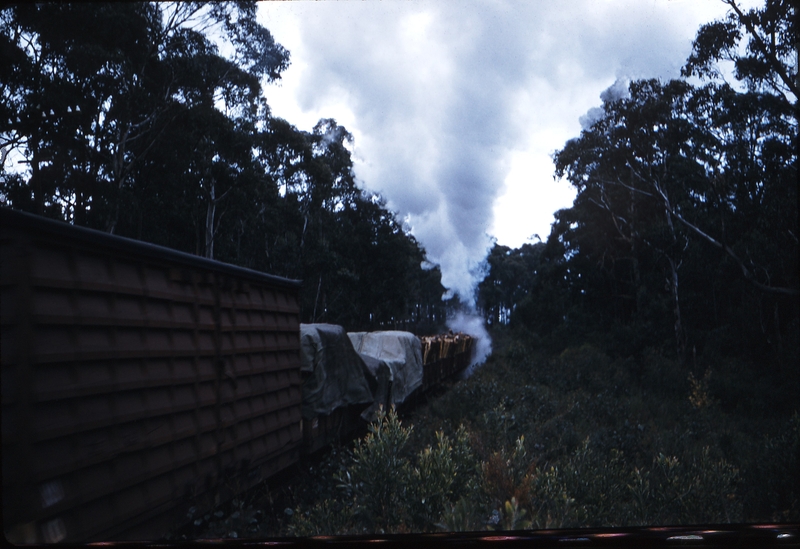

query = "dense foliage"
[0, 2, 446, 331]
[458, 0, 798, 529]
[478, 0, 798, 374]
[181, 335, 797, 538]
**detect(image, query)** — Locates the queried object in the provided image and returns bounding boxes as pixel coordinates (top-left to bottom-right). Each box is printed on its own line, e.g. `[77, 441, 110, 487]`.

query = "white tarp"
[348, 331, 423, 405]
[300, 323, 375, 418]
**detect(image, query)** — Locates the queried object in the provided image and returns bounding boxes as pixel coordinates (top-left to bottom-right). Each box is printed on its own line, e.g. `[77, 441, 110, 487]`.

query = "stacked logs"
[421, 332, 474, 365]
[419, 332, 475, 391]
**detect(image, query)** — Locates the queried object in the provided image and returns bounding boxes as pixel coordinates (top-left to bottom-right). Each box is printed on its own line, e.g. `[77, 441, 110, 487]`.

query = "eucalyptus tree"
[338, 190, 443, 331]
[257, 117, 443, 329]
[683, 0, 797, 110]
[0, 2, 288, 238]
[1, 3, 454, 329]
[550, 0, 797, 364]
[2, 3, 162, 224]
[679, 0, 797, 363]
[555, 79, 703, 362]
[478, 242, 547, 327]
[680, 0, 797, 298]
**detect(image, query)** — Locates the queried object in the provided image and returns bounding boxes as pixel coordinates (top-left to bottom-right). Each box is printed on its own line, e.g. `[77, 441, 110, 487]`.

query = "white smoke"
[579, 78, 631, 130]
[257, 0, 741, 360]
[600, 77, 631, 103]
[447, 311, 492, 378]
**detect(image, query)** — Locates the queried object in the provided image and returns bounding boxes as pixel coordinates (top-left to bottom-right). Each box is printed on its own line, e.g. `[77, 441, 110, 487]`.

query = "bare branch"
[670, 205, 799, 295]
[597, 174, 656, 198]
[723, 0, 799, 102]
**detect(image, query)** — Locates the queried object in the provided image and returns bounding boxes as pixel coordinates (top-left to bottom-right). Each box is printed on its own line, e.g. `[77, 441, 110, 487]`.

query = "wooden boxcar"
[1, 208, 303, 543]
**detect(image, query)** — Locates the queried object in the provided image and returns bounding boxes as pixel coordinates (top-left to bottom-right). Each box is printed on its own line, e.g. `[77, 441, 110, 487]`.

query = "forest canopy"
[477, 0, 797, 372]
[0, 2, 447, 331]
[1, 0, 796, 350]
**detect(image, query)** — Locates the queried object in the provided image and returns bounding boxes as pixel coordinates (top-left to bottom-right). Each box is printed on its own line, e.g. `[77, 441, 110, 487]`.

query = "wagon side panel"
[1, 211, 302, 543]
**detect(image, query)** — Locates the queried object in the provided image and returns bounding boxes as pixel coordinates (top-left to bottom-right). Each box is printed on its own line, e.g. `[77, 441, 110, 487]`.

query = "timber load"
[301, 329, 476, 453]
[420, 332, 475, 391]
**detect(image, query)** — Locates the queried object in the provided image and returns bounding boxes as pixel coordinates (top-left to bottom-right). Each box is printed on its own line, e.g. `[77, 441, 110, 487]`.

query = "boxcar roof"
[1, 207, 301, 289]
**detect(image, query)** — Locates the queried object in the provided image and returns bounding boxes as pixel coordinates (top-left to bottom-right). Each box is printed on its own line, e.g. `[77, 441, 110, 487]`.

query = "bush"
[336, 407, 414, 533]
[407, 426, 477, 530]
[291, 408, 484, 535]
[284, 333, 794, 537]
[742, 412, 800, 521]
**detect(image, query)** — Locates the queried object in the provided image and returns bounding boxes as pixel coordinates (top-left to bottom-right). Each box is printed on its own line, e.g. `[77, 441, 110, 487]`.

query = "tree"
[1, 3, 451, 331]
[555, 79, 703, 362]
[0, 2, 288, 234]
[683, 0, 797, 109]
[478, 242, 546, 327]
[545, 0, 797, 366]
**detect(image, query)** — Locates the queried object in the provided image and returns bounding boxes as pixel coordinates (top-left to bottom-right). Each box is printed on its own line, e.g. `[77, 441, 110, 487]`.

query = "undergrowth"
[285, 330, 799, 535]
[179, 328, 798, 538]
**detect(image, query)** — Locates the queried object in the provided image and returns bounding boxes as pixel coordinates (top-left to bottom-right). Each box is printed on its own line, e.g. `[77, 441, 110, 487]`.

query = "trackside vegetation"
[275, 334, 797, 536]
[174, 326, 797, 538]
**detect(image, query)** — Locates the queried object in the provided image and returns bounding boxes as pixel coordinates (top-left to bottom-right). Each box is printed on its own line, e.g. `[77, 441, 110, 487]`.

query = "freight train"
[0, 208, 475, 543]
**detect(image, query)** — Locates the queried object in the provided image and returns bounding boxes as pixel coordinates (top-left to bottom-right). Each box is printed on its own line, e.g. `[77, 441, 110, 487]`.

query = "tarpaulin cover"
[356, 353, 392, 421]
[348, 331, 423, 405]
[300, 323, 375, 418]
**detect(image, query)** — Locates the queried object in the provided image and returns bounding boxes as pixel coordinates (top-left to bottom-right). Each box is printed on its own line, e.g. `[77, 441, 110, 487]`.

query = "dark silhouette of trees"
[479, 0, 797, 371]
[1, 2, 444, 332]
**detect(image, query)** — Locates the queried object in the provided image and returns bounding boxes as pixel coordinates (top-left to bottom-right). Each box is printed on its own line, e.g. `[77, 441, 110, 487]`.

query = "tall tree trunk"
[205, 180, 216, 259]
[654, 181, 687, 366]
[31, 145, 43, 216]
[667, 256, 686, 365]
[312, 274, 322, 322]
[629, 181, 643, 316]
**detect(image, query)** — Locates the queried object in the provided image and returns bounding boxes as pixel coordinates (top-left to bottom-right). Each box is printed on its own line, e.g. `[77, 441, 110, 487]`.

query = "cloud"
[259, 0, 745, 304]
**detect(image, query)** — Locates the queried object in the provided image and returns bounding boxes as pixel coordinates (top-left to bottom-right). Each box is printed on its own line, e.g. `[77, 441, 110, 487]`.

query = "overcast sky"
[256, 0, 753, 303]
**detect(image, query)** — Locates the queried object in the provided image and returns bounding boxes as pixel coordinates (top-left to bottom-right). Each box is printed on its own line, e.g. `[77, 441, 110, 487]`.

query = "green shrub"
[528, 465, 578, 529]
[336, 407, 414, 532]
[480, 436, 577, 530]
[295, 408, 485, 534]
[500, 497, 532, 530]
[743, 412, 800, 521]
[634, 348, 682, 398]
[481, 436, 536, 511]
[557, 344, 611, 387]
[560, 440, 742, 526]
[559, 439, 629, 526]
[407, 426, 478, 530]
[283, 331, 793, 537]
[287, 499, 356, 537]
[439, 496, 484, 532]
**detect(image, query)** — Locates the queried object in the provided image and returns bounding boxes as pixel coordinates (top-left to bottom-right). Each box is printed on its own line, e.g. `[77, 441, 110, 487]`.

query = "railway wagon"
[1, 208, 303, 543]
[302, 329, 476, 454]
